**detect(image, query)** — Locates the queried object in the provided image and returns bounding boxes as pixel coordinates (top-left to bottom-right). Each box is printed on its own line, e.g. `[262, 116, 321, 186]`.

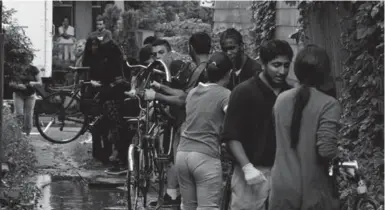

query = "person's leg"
[165, 126, 182, 203]
[192, 152, 222, 210]
[13, 93, 25, 130]
[230, 165, 271, 210]
[175, 151, 197, 210]
[23, 94, 36, 136]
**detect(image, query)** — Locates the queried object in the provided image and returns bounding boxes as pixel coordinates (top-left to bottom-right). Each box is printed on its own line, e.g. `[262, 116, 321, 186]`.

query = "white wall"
[3, 0, 53, 77]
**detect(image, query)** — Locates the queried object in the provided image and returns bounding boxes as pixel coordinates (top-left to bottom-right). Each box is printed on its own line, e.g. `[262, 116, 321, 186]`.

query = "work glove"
[144, 89, 156, 101]
[242, 163, 267, 185]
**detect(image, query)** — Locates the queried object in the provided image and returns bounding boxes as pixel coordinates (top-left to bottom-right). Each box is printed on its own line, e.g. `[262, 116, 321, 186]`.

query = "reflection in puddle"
[36, 175, 125, 210]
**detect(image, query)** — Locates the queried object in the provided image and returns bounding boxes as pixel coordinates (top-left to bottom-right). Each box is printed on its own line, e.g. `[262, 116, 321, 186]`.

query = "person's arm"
[316, 99, 342, 160]
[154, 92, 186, 107]
[221, 86, 252, 167]
[158, 83, 185, 96]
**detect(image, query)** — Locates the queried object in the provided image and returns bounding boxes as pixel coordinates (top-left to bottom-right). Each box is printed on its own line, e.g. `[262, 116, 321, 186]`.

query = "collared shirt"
[221, 73, 291, 166]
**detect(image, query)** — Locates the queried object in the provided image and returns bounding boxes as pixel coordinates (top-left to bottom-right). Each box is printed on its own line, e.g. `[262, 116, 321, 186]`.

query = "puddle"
[36, 175, 126, 210]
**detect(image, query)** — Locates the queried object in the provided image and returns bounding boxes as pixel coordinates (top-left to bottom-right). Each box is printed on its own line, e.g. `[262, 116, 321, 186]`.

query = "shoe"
[149, 194, 181, 207]
[104, 165, 127, 175]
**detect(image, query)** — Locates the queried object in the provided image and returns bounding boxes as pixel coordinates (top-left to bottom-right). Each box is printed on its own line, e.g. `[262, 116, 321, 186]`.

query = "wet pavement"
[29, 128, 166, 210]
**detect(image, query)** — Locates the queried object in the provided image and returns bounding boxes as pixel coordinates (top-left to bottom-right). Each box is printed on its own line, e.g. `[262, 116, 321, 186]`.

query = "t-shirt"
[89, 29, 112, 43]
[178, 83, 230, 158]
[13, 65, 39, 96]
[227, 56, 262, 91]
[221, 73, 291, 166]
[171, 62, 208, 128]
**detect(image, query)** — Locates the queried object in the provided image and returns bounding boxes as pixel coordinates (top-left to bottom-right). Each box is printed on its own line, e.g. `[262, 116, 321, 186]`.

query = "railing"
[52, 41, 76, 69]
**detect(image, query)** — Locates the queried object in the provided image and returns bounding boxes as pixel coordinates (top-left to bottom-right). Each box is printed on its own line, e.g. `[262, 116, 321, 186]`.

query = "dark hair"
[96, 15, 105, 23]
[259, 39, 294, 65]
[220, 28, 243, 47]
[143, 36, 156, 45]
[139, 44, 153, 64]
[152, 39, 171, 52]
[206, 52, 233, 83]
[290, 45, 332, 149]
[82, 37, 101, 67]
[189, 32, 211, 54]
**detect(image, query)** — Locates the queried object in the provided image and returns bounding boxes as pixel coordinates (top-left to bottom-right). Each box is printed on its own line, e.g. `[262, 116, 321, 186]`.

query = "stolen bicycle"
[124, 60, 177, 210]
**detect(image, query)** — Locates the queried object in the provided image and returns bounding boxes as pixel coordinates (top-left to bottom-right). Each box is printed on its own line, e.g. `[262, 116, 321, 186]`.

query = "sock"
[166, 188, 177, 200]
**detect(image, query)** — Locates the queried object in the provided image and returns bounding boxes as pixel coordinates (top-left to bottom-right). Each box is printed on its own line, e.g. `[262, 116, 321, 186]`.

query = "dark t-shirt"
[221, 74, 291, 167]
[13, 65, 39, 96]
[227, 56, 262, 91]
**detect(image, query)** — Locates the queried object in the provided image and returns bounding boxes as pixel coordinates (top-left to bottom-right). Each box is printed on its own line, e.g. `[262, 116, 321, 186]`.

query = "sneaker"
[104, 165, 128, 176]
[149, 194, 181, 207]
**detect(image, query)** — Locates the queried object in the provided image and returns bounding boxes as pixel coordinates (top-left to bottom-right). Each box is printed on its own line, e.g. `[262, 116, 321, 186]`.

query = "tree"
[2, 6, 34, 83]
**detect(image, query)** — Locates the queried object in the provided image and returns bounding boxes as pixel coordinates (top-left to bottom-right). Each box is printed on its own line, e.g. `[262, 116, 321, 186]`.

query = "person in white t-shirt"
[58, 17, 76, 61]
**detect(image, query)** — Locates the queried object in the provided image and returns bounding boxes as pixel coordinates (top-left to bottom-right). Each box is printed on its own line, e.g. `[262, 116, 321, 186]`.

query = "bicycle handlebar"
[126, 59, 172, 83]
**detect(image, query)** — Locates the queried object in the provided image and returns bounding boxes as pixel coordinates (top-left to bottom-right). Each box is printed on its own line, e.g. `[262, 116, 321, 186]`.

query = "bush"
[1, 105, 40, 208]
[2, 6, 35, 83]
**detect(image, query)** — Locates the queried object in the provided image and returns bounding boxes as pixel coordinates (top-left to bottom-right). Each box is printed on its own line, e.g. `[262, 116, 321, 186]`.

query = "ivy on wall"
[250, 0, 277, 57]
[294, 1, 384, 208]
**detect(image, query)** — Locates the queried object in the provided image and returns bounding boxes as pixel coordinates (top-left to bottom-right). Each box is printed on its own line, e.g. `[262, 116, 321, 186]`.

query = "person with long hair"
[268, 45, 341, 210]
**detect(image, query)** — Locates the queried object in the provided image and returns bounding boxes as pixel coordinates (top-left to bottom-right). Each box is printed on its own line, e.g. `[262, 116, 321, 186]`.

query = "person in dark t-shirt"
[220, 28, 262, 90]
[221, 39, 294, 210]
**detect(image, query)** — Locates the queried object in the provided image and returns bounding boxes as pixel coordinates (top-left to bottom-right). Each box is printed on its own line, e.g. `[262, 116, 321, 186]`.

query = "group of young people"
[82, 15, 341, 209]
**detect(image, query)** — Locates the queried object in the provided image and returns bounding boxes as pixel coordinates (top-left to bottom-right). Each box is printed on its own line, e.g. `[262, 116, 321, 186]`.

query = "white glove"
[242, 163, 267, 185]
[90, 80, 101, 87]
[125, 89, 137, 98]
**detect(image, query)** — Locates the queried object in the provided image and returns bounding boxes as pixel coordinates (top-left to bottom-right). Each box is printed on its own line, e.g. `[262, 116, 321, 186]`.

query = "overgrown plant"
[250, 0, 277, 57]
[2, 6, 35, 82]
[103, 3, 122, 33]
[294, 1, 384, 208]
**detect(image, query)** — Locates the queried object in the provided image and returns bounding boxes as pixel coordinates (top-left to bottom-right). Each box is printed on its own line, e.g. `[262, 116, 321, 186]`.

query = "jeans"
[176, 151, 222, 210]
[13, 92, 36, 135]
[230, 165, 271, 210]
[167, 126, 181, 190]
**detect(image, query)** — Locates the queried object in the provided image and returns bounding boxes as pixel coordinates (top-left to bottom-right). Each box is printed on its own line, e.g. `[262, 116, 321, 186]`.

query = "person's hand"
[150, 81, 161, 90]
[125, 89, 137, 98]
[17, 84, 27, 90]
[144, 89, 156, 101]
[242, 163, 267, 185]
[90, 80, 101, 87]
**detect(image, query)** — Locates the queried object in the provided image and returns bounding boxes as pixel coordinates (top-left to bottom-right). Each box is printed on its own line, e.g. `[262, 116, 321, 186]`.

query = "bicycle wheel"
[127, 150, 140, 209]
[354, 197, 379, 210]
[34, 91, 87, 144]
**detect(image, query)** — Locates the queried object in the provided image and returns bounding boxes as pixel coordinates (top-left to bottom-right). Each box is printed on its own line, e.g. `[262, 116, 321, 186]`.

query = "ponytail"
[290, 85, 311, 149]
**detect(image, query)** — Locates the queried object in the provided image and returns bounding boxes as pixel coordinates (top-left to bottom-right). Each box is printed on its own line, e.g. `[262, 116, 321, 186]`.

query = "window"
[53, 0, 75, 35]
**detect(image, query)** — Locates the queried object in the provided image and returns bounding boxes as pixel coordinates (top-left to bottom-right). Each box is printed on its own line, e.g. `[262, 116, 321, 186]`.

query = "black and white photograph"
[0, 0, 383, 209]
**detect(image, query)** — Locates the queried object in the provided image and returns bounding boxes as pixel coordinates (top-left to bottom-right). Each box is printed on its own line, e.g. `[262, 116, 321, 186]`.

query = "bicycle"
[329, 159, 380, 210]
[33, 66, 91, 143]
[124, 60, 178, 210]
[34, 66, 130, 144]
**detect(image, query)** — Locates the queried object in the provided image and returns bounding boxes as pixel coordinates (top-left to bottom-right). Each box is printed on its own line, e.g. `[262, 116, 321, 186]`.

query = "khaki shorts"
[230, 165, 271, 210]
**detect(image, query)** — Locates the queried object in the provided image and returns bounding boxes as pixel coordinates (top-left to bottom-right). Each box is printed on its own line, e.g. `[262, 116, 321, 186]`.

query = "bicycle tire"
[127, 143, 139, 210]
[34, 91, 88, 144]
[354, 196, 379, 210]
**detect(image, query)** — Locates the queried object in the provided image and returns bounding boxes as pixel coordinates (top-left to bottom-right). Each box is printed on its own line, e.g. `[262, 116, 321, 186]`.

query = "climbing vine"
[294, 1, 384, 208]
[250, 0, 276, 57]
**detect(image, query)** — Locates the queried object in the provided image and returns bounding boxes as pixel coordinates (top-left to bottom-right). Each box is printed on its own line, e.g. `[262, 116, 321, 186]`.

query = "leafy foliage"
[1, 105, 40, 208]
[295, 1, 384, 208]
[155, 18, 211, 37]
[124, 1, 214, 30]
[249, 1, 277, 57]
[2, 6, 35, 82]
[103, 3, 123, 33]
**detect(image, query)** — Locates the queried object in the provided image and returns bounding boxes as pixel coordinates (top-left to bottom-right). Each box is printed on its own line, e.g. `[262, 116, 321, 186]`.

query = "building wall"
[74, 1, 92, 40]
[213, 1, 253, 31]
